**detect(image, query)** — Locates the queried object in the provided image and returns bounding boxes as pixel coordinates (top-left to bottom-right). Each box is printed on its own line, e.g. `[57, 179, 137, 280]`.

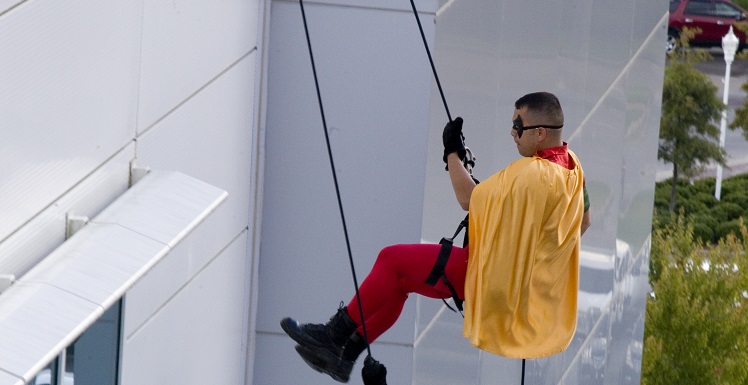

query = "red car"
[668, 0, 748, 52]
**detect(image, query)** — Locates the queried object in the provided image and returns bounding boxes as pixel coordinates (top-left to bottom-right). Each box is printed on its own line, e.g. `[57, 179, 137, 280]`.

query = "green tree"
[729, 23, 748, 141]
[660, 29, 727, 212]
[643, 216, 748, 385]
[728, 80, 748, 140]
[734, 0, 748, 11]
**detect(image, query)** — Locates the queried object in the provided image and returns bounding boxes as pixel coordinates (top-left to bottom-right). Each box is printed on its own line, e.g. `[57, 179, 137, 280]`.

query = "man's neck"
[537, 140, 564, 151]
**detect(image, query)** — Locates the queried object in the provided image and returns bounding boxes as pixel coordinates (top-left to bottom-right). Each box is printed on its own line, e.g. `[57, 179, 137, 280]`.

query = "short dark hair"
[514, 92, 564, 126]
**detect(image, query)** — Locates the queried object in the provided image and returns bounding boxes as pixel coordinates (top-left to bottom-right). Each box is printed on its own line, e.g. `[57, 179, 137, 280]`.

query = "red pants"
[345, 243, 469, 342]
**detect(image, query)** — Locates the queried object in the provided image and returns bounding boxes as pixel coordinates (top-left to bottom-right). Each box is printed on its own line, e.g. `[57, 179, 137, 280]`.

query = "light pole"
[715, 26, 739, 201]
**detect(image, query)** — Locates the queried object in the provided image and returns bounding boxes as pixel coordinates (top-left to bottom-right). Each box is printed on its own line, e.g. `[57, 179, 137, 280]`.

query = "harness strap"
[425, 215, 468, 314]
[424, 238, 453, 286]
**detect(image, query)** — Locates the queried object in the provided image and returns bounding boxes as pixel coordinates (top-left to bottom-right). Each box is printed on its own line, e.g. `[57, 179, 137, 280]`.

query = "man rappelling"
[281, 91, 591, 383]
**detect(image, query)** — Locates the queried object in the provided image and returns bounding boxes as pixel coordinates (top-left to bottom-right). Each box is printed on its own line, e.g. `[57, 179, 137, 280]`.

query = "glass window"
[68, 301, 121, 385]
[714, 2, 742, 18]
[29, 360, 58, 385]
[670, 0, 681, 13]
[28, 301, 121, 385]
[685, 0, 714, 16]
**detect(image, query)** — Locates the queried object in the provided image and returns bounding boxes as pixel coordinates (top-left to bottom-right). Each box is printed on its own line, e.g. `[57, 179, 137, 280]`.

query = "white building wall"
[256, 1, 439, 383]
[0, 1, 263, 384]
[1, 0, 666, 383]
[119, 1, 260, 383]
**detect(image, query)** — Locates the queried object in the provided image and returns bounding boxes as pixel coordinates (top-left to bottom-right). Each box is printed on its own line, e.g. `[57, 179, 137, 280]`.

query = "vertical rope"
[409, 0, 452, 122]
[298, 0, 372, 357]
[521, 358, 526, 385]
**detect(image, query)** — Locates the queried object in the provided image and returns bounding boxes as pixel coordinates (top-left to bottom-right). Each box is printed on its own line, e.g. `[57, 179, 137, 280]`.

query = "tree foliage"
[727, 80, 748, 141]
[660, 28, 727, 212]
[729, 23, 748, 141]
[643, 215, 748, 385]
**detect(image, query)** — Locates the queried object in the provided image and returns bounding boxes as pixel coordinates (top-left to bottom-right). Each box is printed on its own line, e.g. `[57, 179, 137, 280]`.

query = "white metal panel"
[125, 54, 257, 336]
[137, 0, 259, 132]
[0, 282, 104, 383]
[0, 144, 133, 279]
[296, 0, 436, 11]
[93, 172, 229, 248]
[120, 233, 249, 385]
[0, 1, 141, 242]
[121, 206, 233, 337]
[259, 0, 437, 348]
[0, 371, 20, 385]
[0, 171, 228, 385]
[0, 0, 19, 15]
[20, 224, 169, 310]
[135, 52, 256, 239]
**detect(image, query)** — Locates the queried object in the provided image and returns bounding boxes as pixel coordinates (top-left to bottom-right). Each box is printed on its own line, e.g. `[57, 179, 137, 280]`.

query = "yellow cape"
[463, 150, 585, 358]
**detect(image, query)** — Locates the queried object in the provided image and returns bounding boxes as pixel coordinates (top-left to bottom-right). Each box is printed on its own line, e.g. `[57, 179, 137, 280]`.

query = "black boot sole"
[280, 317, 326, 348]
[295, 344, 351, 383]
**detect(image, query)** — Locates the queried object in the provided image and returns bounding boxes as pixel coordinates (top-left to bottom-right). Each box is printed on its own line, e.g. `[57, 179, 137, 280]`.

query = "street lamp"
[715, 26, 739, 200]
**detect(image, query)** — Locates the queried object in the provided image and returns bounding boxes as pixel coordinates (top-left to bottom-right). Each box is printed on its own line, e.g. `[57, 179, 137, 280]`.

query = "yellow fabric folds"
[463, 150, 585, 358]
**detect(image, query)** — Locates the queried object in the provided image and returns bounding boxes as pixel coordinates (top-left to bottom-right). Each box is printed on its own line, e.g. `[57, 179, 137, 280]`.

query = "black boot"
[281, 305, 359, 379]
[295, 331, 369, 383]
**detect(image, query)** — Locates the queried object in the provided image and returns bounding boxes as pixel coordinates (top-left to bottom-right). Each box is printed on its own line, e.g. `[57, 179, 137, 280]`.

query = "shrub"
[722, 191, 748, 209]
[654, 174, 748, 244]
[713, 202, 744, 222]
[653, 197, 669, 212]
[715, 219, 744, 241]
[692, 222, 715, 243]
[693, 192, 718, 206]
[680, 199, 708, 216]
[722, 178, 748, 198]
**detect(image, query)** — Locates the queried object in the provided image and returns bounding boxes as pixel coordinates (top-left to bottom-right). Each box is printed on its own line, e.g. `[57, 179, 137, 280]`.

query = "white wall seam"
[0, 142, 135, 248]
[123, 228, 248, 342]
[0, 0, 27, 18]
[137, 48, 257, 138]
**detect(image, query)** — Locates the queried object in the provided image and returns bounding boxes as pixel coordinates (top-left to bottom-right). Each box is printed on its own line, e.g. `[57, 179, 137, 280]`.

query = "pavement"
[655, 50, 748, 182]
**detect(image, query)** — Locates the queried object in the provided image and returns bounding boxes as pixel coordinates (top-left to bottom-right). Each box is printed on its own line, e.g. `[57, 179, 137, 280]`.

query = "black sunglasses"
[512, 116, 563, 138]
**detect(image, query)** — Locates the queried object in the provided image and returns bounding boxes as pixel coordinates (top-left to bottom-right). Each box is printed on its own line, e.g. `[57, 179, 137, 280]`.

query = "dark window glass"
[670, 0, 680, 13]
[70, 302, 121, 385]
[714, 2, 742, 18]
[28, 300, 122, 385]
[685, 0, 714, 16]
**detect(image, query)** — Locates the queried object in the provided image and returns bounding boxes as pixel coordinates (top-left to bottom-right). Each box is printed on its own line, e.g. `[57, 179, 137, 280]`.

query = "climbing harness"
[424, 215, 468, 314]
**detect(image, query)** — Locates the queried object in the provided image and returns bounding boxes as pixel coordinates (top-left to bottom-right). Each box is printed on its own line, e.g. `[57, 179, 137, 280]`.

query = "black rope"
[298, 0, 372, 358]
[521, 358, 526, 385]
[409, 0, 452, 122]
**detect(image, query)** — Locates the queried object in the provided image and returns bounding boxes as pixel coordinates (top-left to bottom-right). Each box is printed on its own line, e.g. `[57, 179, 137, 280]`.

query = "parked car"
[668, 0, 748, 53]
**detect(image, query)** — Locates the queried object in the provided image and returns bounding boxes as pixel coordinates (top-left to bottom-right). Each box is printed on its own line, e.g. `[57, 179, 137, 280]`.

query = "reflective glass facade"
[259, 0, 666, 384]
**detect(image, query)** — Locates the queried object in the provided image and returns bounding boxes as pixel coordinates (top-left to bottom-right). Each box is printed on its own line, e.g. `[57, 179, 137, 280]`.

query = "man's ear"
[536, 127, 548, 142]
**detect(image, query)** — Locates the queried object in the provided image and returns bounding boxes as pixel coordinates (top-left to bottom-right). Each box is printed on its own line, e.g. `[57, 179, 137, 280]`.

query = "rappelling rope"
[409, 3, 526, 385]
[409, 0, 452, 122]
[298, 0, 372, 357]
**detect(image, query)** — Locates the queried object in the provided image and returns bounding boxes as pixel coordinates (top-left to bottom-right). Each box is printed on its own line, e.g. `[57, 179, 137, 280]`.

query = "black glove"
[362, 355, 387, 385]
[442, 117, 466, 168]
